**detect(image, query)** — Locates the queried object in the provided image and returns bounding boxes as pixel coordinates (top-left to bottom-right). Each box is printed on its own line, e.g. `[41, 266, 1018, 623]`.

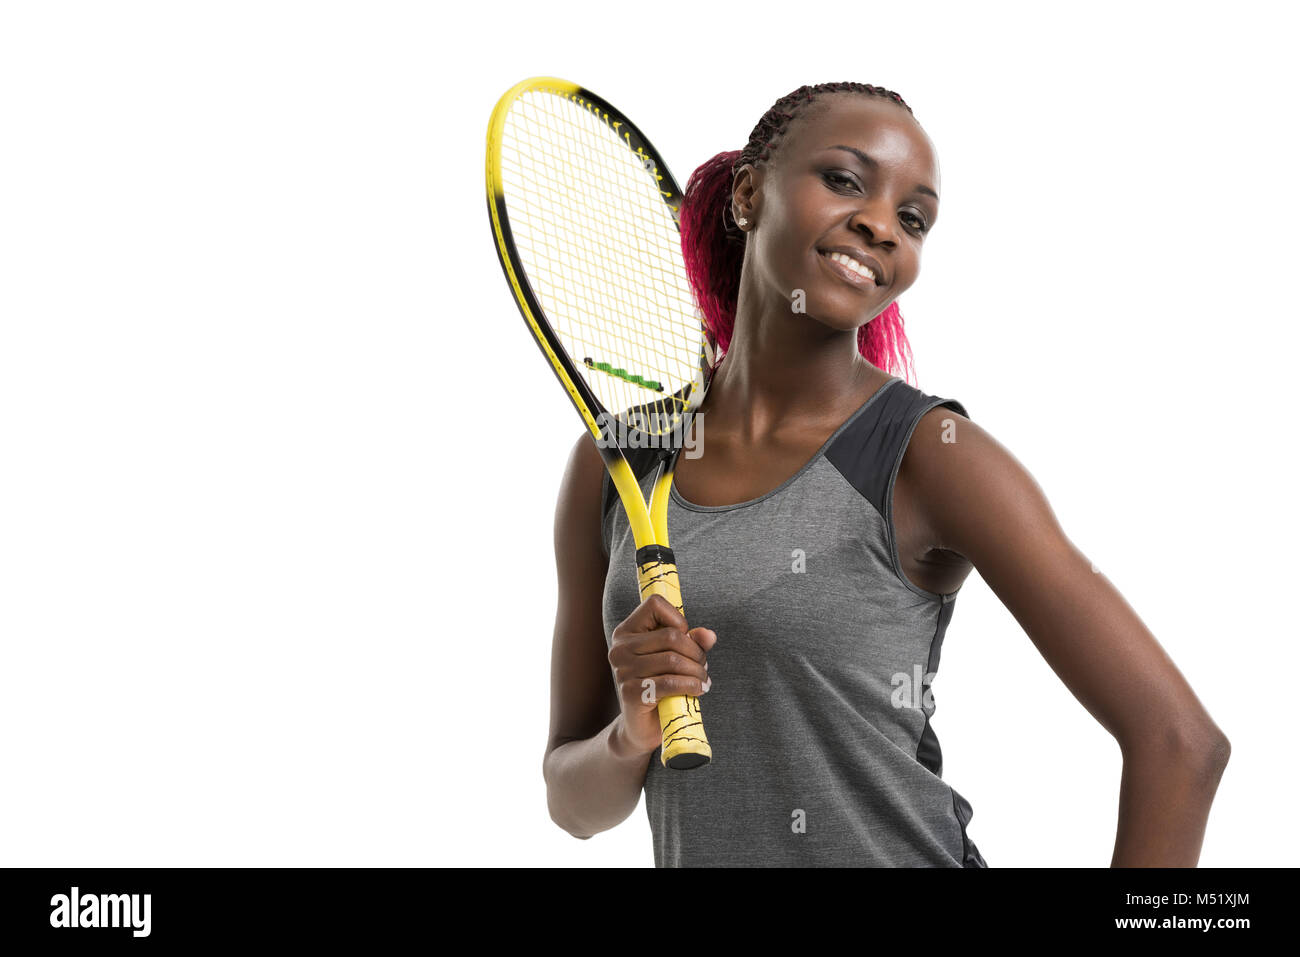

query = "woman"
[541, 82, 1230, 866]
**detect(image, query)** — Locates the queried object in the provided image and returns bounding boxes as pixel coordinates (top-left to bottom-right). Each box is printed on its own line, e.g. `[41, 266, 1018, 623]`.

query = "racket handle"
[635, 544, 712, 770]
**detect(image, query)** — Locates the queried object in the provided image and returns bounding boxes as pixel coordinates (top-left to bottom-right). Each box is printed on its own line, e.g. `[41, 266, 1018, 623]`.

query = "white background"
[2, 1, 1295, 867]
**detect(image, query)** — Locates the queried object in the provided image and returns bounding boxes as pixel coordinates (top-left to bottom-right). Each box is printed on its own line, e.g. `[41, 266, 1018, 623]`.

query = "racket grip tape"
[634, 544, 713, 770]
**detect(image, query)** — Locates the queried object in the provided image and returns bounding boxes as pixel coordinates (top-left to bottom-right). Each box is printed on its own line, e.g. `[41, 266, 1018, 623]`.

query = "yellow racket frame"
[485, 76, 712, 770]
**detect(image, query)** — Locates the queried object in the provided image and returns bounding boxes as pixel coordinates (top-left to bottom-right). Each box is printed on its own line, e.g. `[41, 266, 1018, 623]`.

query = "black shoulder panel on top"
[824, 379, 969, 514]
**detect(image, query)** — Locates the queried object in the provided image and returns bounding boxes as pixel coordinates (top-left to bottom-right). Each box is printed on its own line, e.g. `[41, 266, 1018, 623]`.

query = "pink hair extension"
[680, 150, 745, 359]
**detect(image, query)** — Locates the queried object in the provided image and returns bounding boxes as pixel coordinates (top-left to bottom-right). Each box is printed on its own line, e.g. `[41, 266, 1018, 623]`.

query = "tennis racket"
[485, 76, 714, 770]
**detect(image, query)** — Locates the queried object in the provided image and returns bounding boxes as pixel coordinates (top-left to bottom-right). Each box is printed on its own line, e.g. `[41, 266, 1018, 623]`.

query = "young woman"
[541, 82, 1230, 867]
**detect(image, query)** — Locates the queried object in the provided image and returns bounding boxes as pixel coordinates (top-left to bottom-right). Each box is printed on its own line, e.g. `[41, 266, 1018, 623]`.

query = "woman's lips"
[817, 249, 877, 290]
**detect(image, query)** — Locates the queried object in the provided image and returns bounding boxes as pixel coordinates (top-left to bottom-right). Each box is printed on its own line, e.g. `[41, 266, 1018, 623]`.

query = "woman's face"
[731, 93, 940, 335]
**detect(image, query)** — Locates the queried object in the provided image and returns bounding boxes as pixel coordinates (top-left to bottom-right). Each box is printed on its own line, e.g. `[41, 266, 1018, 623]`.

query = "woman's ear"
[730, 164, 761, 227]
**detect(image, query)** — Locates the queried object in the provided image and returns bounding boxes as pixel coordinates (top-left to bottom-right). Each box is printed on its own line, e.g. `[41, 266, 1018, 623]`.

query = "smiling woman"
[542, 82, 1230, 869]
[678, 84, 938, 381]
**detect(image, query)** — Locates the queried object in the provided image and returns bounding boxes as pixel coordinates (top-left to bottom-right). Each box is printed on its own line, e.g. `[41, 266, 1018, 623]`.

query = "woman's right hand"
[608, 593, 716, 758]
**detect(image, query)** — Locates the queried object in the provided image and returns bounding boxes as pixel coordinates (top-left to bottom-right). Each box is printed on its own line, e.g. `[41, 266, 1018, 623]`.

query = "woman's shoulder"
[555, 431, 609, 560]
[897, 391, 1057, 571]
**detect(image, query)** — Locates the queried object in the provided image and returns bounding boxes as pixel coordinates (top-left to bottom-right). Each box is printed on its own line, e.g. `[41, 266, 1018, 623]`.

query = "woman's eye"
[901, 211, 929, 232]
[823, 171, 856, 190]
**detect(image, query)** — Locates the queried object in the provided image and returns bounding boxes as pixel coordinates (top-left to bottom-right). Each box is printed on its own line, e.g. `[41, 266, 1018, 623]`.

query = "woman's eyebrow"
[824, 145, 939, 201]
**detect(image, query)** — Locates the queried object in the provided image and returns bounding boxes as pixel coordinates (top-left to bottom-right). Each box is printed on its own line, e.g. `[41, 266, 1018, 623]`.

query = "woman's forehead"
[784, 96, 938, 179]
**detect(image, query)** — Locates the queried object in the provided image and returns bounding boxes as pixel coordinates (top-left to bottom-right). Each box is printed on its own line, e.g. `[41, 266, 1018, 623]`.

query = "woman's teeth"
[825, 251, 876, 282]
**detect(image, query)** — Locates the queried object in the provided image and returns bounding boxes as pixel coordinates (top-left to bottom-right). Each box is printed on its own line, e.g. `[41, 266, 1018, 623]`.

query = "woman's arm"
[541, 433, 654, 839]
[901, 407, 1231, 867]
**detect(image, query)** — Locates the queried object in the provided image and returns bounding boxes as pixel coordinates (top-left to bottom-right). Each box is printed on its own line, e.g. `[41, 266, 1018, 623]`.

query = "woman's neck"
[701, 339, 884, 443]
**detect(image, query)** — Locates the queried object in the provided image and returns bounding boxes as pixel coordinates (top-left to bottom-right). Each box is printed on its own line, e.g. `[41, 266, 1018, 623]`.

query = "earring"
[736, 216, 749, 228]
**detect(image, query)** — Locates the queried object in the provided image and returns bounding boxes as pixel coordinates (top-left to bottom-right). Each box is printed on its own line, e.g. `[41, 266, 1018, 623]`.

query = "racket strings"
[497, 87, 707, 437]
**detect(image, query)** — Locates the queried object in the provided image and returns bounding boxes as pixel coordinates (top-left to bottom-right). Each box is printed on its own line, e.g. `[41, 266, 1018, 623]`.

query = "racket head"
[485, 77, 712, 544]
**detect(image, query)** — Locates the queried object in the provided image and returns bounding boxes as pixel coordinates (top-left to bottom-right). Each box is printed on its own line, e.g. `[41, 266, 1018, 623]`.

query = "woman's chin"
[792, 312, 869, 337]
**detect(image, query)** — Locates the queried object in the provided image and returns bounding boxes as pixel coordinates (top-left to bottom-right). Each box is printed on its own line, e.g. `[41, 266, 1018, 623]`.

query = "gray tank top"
[600, 376, 987, 867]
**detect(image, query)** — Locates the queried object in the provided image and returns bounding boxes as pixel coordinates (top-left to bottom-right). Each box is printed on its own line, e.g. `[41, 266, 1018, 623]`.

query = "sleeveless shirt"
[599, 376, 988, 867]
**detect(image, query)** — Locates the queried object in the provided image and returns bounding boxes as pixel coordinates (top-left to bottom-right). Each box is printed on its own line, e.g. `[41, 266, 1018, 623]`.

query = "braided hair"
[679, 82, 919, 384]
